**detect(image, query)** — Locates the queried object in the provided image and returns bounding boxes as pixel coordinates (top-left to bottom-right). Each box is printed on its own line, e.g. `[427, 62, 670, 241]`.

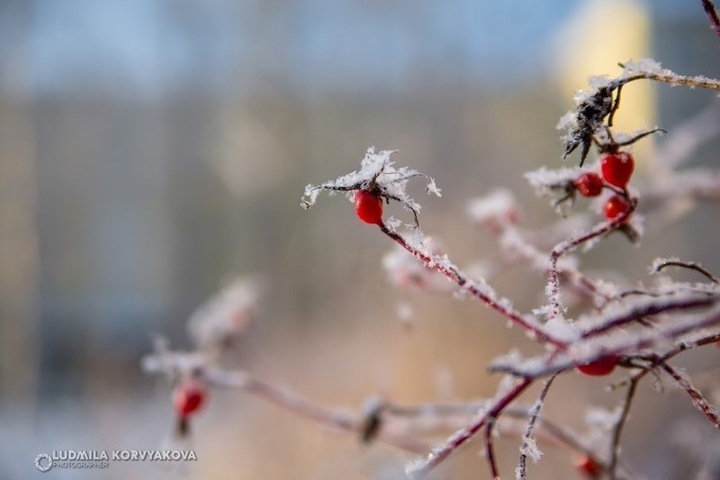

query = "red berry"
[574, 455, 602, 478]
[603, 195, 631, 221]
[600, 152, 634, 188]
[354, 190, 383, 225]
[576, 354, 618, 376]
[574, 172, 604, 197]
[174, 380, 207, 418]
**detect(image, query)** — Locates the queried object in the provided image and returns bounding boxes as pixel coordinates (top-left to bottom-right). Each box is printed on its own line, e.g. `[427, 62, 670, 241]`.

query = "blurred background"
[2, 0, 720, 478]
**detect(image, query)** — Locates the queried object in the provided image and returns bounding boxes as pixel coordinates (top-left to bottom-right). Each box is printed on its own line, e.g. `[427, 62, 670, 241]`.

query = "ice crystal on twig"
[301, 148, 441, 227]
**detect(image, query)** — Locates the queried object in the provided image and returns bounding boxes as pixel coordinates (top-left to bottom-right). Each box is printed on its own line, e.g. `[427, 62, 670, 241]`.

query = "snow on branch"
[301, 147, 441, 227]
[144, 19, 720, 478]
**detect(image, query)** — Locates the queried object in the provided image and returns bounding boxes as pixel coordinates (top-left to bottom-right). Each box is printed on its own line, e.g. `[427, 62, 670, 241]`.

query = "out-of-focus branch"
[405, 378, 533, 479]
[702, 0, 720, 37]
[608, 379, 639, 480]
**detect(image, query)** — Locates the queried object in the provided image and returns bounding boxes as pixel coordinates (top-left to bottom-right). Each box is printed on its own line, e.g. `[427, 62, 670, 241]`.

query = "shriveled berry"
[601, 152, 634, 188]
[576, 354, 618, 376]
[603, 195, 631, 221]
[174, 380, 207, 418]
[574, 172, 604, 197]
[355, 190, 383, 225]
[574, 455, 602, 478]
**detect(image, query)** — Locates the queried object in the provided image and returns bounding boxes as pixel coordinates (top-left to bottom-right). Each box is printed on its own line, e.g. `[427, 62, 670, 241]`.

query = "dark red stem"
[408, 378, 533, 479]
[379, 223, 567, 348]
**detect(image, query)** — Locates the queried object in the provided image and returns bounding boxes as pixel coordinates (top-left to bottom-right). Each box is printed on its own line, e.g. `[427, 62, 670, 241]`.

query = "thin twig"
[517, 376, 556, 480]
[485, 418, 499, 479]
[619, 63, 720, 91]
[652, 259, 720, 284]
[383, 399, 608, 473]
[608, 379, 639, 479]
[610, 332, 720, 390]
[205, 369, 430, 454]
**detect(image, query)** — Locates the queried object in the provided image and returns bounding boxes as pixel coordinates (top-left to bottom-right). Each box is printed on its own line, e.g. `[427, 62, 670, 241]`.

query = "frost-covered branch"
[659, 361, 720, 429]
[379, 223, 567, 347]
[490, 305, 720, 379]
[406, 378, 533, 479]
[142, 41, 720, 479]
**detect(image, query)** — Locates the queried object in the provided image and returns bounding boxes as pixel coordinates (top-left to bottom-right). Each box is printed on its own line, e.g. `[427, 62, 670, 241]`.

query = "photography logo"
[34, 449, 196, 472]
[34, 454, 52, 472]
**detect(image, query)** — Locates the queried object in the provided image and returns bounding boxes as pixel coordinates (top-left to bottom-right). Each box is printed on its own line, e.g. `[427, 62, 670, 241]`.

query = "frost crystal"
[519, 437, 543, 464]
[301, 147, 440, 226]
[556, 111, 577, 132]
[622, 58, 665, 76]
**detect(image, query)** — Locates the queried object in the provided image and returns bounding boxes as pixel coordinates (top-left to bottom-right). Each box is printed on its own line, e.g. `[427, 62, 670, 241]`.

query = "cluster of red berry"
[571, 151, 637, 377]
[574, 151, 635, 221]
[572, 151, 637, 377]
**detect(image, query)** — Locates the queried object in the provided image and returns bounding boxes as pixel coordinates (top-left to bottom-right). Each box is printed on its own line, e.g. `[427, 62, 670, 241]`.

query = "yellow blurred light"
[553, 0, 655, 163]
